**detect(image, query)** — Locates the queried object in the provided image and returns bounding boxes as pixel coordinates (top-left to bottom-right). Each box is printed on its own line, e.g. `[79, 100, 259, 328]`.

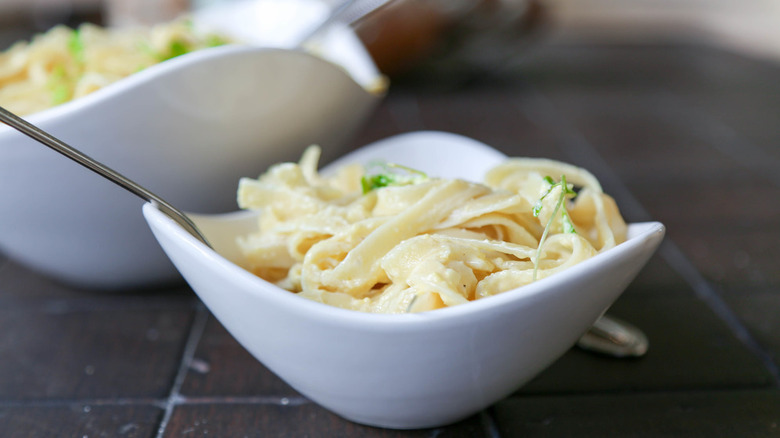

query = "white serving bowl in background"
[0, 0, 384, 289]
[143, 131, 665, 428]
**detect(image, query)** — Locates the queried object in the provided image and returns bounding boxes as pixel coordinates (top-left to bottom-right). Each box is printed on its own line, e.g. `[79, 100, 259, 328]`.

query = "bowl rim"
[3, 43, 380, 129]
[143, 204, 664, 330]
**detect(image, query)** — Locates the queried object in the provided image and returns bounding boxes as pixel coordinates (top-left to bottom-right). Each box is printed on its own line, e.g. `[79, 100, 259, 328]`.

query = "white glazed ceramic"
[0, 0, 384, 288]
[143, 131, 665, 429]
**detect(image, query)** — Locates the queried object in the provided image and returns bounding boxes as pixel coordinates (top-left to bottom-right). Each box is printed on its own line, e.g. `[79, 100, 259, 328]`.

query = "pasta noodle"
[237, 146, 627, 314]
[0, 19, 230, 115]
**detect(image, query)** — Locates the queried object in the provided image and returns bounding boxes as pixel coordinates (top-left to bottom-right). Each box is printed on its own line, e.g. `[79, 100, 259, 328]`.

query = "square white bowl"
[143, 131, 665, 428]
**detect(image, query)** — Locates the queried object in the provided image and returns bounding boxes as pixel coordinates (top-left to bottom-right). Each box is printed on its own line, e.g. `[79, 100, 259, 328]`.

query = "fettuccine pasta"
[237, 146, 627, 314]
[0, 19, 230, 115]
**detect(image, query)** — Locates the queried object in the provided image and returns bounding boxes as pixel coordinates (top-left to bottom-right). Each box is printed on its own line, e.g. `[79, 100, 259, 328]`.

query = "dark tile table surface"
[2, 25, 780, 438]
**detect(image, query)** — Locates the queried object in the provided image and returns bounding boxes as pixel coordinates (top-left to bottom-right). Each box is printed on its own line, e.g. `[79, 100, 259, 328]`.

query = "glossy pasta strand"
[237, 146, 627, 314]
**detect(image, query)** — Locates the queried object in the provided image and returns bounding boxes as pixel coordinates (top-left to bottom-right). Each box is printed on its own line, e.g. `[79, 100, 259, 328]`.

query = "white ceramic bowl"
[0, 1, 384, 288]
[143, 131, 665, 429]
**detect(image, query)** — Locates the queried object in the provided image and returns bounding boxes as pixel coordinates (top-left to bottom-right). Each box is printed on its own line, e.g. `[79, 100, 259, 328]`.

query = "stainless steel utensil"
[0, 105, 211, 248]
[301, 0, 392, 42]
[577, 314, 649, 357]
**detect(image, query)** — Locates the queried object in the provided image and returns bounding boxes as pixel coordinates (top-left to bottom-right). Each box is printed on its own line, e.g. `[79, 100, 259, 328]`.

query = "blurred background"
[2, 0, 779, 78]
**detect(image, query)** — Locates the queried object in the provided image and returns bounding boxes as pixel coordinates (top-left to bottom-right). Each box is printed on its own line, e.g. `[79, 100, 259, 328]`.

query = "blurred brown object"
[355, 0, 546, 79]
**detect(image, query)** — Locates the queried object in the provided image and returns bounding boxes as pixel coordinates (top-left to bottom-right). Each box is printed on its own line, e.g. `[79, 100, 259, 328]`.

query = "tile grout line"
[0, 395, 310, 409]
[481, 409, 502, 438]
[659, 242, 780, 384]
[0, 297, 198, 315]
[173, 395, 310, 405]
[649, 88, 780, 383]
[514, 86, 780, 386]
[154, 302, 210, 438]
[0, 398, 164, 408]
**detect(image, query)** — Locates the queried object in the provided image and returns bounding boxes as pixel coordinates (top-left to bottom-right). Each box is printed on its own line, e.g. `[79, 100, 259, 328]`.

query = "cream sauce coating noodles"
[237, 146, 627, 314]
[0, 19, 229, 115]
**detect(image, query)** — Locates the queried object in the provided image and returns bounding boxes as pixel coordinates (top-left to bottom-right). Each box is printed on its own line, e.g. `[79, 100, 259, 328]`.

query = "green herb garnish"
[67, 28, 85, 64]
[360, 162, 428, 194]
[46, 28, 85, 105]
[531, 174, 577, 281]
[47, 65, 72, 105]
[159, 39, 191, 61]
[137, 39, 191, 63]
[205, 34, 231, 48]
